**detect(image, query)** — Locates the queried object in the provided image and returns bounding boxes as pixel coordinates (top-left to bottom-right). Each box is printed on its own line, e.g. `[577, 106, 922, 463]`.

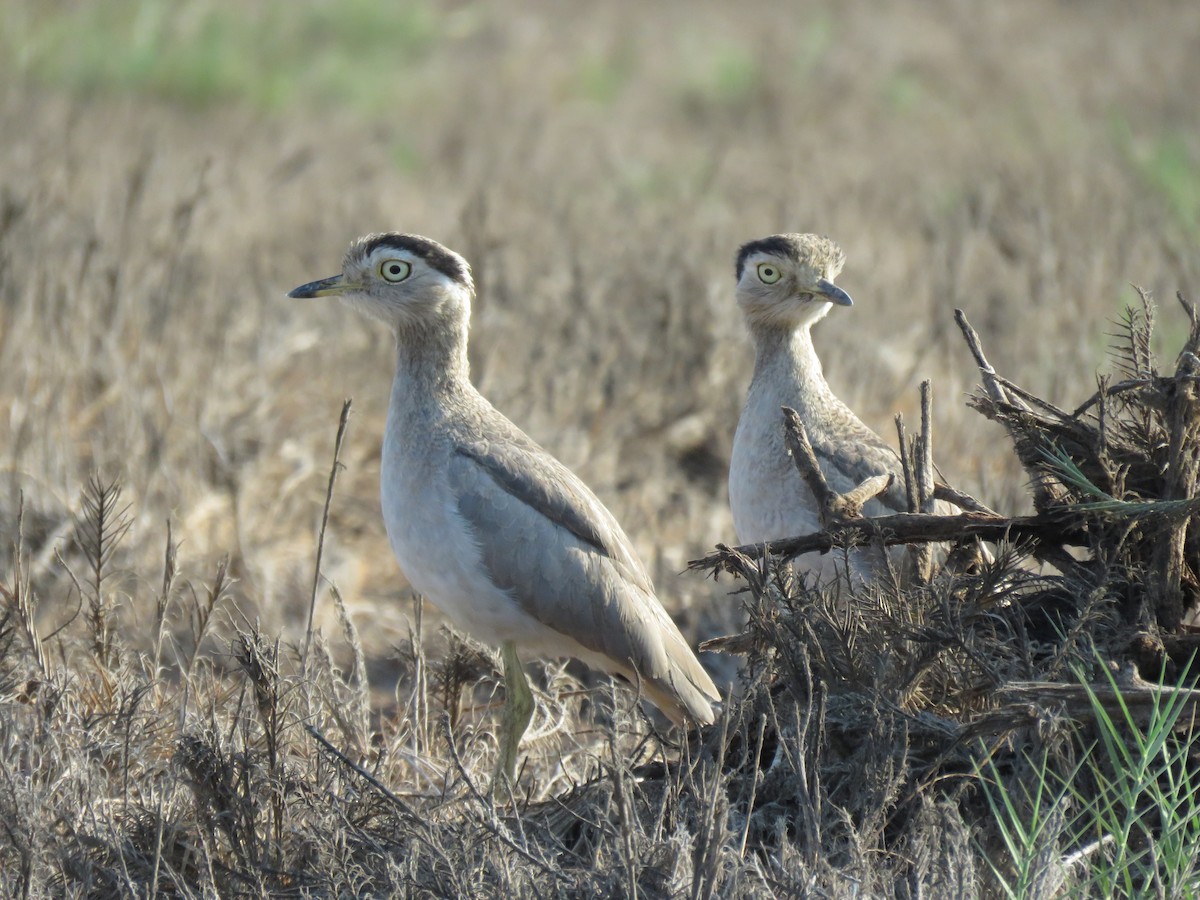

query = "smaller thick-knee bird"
[728, 233, 913, 581]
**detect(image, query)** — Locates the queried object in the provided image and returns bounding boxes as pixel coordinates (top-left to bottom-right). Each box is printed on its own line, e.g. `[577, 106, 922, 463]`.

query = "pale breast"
[729, 383, 895, 582]
[730, 386, 823, 544]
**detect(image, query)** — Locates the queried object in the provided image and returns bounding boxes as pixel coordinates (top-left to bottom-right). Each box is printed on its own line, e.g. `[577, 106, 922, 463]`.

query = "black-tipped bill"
[287, 275, 348, 299]
[816, 278, 853, 307]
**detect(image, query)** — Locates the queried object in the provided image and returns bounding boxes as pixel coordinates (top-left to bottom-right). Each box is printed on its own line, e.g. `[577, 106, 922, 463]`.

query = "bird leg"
[493, 640, 534, 797]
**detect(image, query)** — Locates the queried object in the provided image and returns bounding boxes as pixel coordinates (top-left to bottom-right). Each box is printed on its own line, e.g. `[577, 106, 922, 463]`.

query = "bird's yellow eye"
[379, 259, 412, 283]
[756, 263, 782, 284]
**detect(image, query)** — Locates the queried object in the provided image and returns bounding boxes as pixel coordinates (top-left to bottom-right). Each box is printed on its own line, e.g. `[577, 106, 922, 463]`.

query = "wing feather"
[448, 438, 717, 721]
[454, 440, 654, 594]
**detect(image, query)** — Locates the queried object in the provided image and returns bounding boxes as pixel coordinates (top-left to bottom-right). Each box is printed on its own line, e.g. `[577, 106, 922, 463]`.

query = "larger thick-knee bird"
[728, 233, 912, 581]
[288, 233, 719, 787]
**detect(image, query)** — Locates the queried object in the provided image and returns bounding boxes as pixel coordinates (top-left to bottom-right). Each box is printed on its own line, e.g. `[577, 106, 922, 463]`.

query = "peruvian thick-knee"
[288, 233, 720, 787]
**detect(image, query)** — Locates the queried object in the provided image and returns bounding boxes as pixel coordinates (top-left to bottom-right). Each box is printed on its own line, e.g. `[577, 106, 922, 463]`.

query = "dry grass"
[2, 0, 1199, 895]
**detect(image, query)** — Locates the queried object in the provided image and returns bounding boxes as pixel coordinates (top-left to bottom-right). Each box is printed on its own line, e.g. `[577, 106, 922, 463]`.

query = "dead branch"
[994, 676, 1200, 725]
[782, 406, 895, 521]
[837, 475, 896, 519]
[688, 510, 1072, 575]
[780, 405, 838, 521]
[954, 308, 1021, 409]
[912, 381, 936, 581]
[932, 483, 997, 515]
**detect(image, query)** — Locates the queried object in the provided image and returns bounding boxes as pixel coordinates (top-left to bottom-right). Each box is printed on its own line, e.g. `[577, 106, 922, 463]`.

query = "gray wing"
[453, 439, 654, 595]
[810, 411, 911, 513]
[450, 435, 717, 720]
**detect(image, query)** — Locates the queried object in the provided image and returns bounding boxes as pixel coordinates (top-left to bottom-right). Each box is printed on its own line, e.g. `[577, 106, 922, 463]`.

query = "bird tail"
[643, 637, 721, 726]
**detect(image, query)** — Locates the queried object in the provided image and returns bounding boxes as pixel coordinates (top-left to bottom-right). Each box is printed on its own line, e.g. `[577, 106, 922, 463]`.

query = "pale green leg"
[493, 640, 533, 797]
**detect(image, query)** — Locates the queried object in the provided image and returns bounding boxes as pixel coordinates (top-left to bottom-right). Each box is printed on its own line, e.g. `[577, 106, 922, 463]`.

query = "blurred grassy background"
[1, 0, 1198, 670]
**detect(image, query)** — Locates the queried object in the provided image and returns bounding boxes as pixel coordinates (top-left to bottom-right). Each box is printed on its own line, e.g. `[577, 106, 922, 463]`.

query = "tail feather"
[644, 635, 721, 725]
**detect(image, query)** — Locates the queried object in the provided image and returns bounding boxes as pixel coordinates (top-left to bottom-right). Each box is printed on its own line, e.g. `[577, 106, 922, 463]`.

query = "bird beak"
[816, 279, 853, 307]
[287, 275, 352, 298]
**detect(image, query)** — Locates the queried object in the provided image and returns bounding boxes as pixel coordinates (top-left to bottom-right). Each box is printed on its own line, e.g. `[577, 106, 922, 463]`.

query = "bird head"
[287, 233, 474, 332]
[734, 233, 852, 332]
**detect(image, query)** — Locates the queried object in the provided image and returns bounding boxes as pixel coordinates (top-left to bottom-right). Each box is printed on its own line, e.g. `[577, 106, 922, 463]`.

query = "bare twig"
[911, 382, 936, 580]
[782, 406, 894, 521]
[995, 678, 1200, 724]
[781, 406, 837, 521]
[932, 483, 998, 515]
[689, 511, 1070, 574]
[896, 414, 918, 514]
[955, 308, 1020, 408]
[918, 381, 935, 516]
[305, 724, 419, 819]
[1152, 293, 1200, 629]
[837, 475, 896, 518]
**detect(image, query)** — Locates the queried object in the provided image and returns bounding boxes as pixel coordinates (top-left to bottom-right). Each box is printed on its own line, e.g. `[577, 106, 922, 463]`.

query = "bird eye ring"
[756, 263, 782, 284]
[379, 259, 412, 283]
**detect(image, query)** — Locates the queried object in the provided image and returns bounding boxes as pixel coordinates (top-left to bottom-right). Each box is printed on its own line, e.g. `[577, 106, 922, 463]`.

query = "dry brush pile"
[681, 291, 1200, 894]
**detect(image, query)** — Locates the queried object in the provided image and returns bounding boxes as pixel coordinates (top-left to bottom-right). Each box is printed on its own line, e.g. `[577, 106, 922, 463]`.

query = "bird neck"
[749, 324, 834, 401]
[390, 317, 473, 405]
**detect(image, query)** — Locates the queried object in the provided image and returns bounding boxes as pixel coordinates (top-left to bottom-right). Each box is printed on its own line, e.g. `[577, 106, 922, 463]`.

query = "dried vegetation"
[2, 0, 1200, 895]
[688, 293, 1200, 893]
